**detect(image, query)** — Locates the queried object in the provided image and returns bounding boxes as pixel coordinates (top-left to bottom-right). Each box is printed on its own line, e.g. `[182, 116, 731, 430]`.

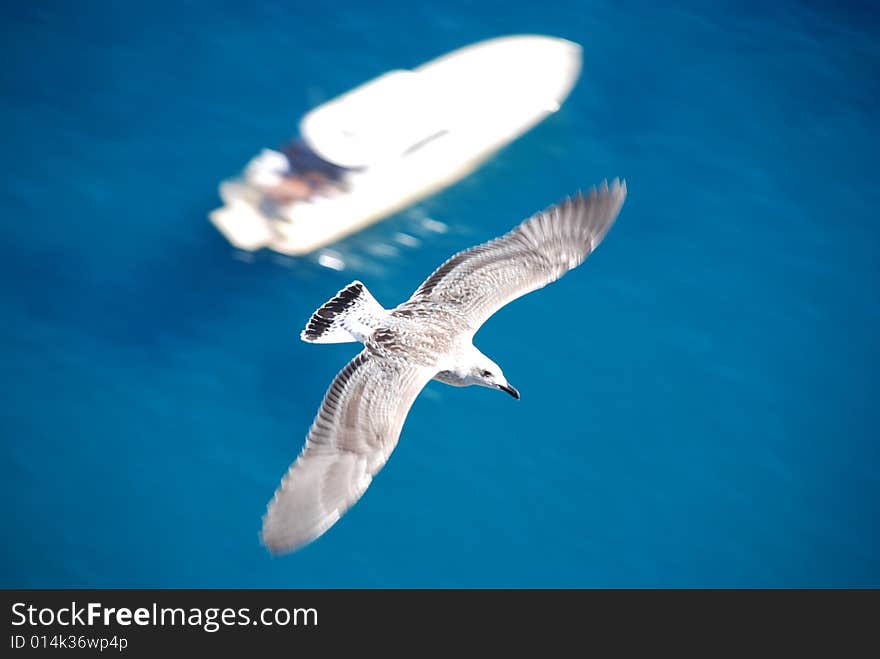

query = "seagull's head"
[470, 356, 520, 400]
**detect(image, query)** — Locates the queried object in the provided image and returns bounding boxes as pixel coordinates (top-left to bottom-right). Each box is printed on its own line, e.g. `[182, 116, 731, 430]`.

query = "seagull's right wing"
[410, 179, 626, 333]
[261, 351, 434, 554]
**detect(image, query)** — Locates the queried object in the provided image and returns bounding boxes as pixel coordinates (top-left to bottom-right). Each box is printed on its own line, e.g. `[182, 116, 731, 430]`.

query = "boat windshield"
[244, 137, 356, 206]
[280, 138, 352, 179]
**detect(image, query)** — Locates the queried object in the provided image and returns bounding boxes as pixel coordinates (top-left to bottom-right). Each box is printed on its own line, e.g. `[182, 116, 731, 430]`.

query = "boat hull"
[209, 35, 582, 256]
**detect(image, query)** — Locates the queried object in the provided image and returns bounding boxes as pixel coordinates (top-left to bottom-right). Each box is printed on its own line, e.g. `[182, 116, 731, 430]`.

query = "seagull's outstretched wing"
[410, 179, 626, 332]
[261, 351, 434, 554]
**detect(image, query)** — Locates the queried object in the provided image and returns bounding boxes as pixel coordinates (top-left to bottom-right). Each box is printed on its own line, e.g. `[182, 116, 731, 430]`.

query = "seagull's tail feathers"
[301, 280, 388, 344]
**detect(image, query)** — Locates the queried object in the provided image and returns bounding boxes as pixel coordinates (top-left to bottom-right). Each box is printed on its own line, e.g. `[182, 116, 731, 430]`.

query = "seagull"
[261, 178, 627, 554]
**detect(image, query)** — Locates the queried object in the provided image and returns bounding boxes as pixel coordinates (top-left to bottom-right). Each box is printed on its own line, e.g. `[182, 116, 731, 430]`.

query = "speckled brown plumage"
[261, 179, 627, 554]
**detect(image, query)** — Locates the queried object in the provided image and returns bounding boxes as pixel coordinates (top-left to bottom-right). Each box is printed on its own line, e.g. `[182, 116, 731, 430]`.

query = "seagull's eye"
[480, 370, 492, 378]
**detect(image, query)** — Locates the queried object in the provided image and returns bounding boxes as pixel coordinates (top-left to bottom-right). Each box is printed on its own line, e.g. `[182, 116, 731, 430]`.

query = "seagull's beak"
[498, 383, 520, 400]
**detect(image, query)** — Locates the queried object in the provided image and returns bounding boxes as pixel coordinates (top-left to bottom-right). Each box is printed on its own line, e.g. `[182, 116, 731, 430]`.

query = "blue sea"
[2, 0, 878, 588]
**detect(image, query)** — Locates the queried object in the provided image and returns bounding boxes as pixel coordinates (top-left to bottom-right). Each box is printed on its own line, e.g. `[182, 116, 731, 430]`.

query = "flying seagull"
[261, 178, 627, 554]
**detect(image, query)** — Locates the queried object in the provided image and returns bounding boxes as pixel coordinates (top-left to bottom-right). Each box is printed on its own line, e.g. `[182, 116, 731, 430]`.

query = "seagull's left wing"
[261, 350, 435, 554]
[409, 179, 626, 333]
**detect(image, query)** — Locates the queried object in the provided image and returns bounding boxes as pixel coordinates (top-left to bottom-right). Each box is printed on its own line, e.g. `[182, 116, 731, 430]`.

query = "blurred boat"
[209, 34, 582, 256]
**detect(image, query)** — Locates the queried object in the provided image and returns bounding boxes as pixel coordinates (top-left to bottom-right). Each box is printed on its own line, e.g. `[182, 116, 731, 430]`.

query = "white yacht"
[209, 34, 582, 255]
